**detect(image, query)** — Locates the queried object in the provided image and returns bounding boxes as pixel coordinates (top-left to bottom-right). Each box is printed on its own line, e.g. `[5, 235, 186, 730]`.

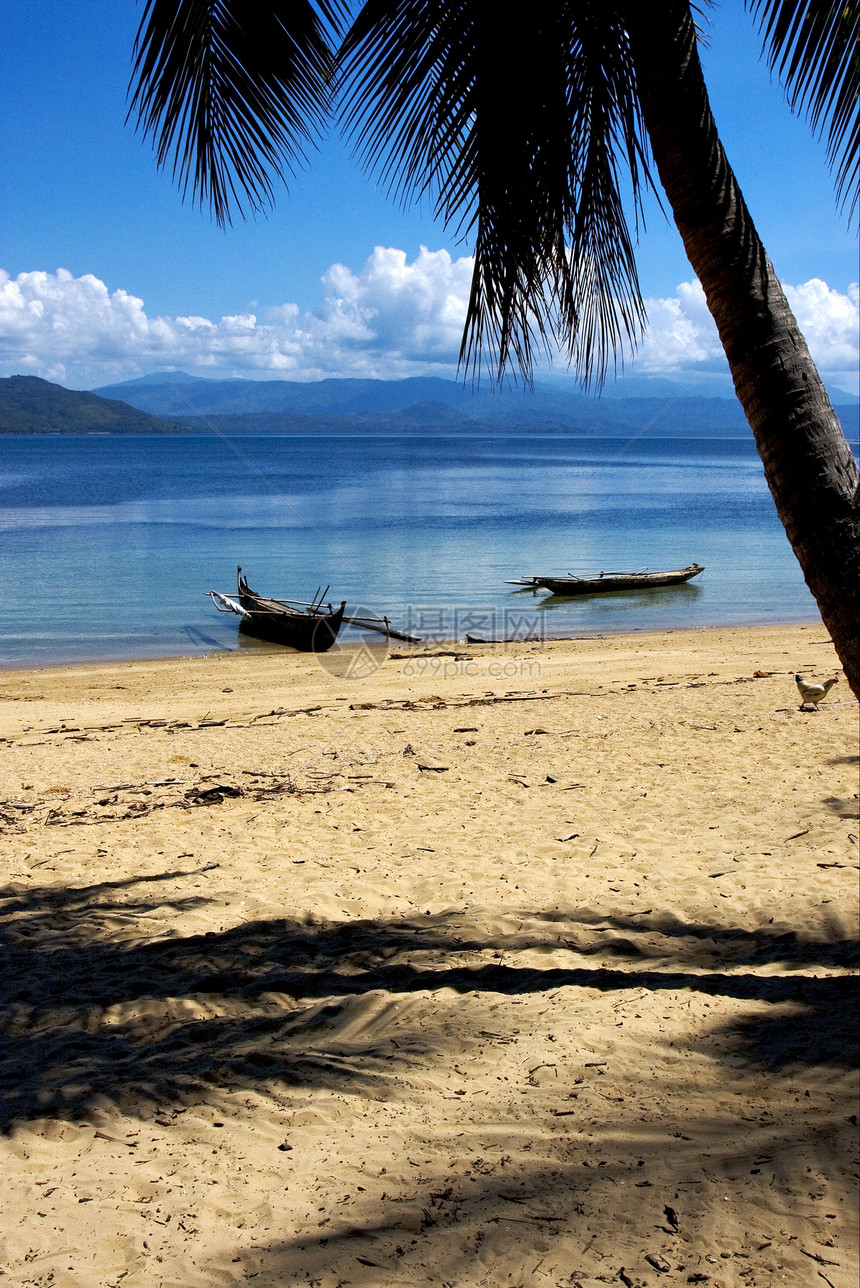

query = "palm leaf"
[337, 1, 654, 384]
[748, 0, 859, 216]
[128, 0, 345, 225]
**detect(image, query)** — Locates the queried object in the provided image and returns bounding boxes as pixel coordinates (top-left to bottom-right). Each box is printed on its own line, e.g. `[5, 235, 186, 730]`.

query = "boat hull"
[237, 605, 345, 651]
[236, 573, 346, 652]
[534, 563, 704, 596]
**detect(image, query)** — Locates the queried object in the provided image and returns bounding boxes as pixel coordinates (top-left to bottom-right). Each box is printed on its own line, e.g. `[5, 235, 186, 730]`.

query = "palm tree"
[129, 0, 860, 694]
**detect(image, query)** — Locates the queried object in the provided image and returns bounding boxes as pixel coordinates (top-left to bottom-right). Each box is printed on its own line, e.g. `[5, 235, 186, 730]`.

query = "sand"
[1, 622, 857, 1288]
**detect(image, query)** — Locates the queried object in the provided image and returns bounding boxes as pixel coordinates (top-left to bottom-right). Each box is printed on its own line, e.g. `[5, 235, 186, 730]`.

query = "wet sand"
[1, 622, 857, 1287]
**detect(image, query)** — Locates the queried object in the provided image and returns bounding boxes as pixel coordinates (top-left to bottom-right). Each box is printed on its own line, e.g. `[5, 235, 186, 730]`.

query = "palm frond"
[748, 0, 859, 217]
[337, 1, 654, 385]
[128, 0, 345, 225]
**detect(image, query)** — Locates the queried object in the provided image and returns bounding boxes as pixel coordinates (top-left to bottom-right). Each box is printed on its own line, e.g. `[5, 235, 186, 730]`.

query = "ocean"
[0, 431, 820, 668]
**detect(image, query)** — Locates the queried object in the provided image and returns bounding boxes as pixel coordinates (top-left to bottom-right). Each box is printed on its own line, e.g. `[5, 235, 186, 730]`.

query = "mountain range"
[1, 371, 857, 439]
[91, 371, 757, 433]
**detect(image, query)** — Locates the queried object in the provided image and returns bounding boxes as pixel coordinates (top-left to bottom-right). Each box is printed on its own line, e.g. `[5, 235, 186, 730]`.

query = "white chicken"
[795, 673, 839, 708]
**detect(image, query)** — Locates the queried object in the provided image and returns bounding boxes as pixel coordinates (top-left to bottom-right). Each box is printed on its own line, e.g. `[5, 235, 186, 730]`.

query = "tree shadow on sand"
[1, 870, 857, 1129]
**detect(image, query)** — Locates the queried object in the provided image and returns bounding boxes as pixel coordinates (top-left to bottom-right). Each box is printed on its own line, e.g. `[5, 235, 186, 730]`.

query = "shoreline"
[1, 621, 857, 1288]
[0, 610, 827, 676]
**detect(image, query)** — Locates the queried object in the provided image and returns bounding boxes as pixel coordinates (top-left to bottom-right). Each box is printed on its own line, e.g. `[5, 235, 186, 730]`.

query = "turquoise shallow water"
[0, 432, 820, 668]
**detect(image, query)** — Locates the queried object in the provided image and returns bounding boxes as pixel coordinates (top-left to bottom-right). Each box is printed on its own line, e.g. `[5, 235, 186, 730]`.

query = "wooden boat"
[209, 569, 423, 650]
[510, 563, 704, 596]
[209, 568, 346, 652]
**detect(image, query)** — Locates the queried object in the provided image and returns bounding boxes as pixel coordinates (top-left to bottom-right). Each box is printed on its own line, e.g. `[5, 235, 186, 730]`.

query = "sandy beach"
[1, 621, 857, 1288]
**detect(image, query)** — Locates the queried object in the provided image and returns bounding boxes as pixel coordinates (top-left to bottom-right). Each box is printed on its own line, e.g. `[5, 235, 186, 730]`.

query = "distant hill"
[5, 373, 857, 440]
[0, 375, 182, 434]
[92, 372, 753, 435]
[93, 374, 505, 418]
[91, 371, 860, 440]
[96, 369, 209, 389]
[88, 372, 858, 440]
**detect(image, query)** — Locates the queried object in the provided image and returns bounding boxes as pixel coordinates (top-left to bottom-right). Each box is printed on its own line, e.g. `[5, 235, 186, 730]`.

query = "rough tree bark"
[626, 3, 860, 697]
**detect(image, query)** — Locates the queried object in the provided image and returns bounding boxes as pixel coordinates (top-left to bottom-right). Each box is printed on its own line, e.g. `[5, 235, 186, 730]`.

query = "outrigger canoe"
[209, 568, 346, 652]
[208, 568, 422, 650]
[508, 563, 704, 596]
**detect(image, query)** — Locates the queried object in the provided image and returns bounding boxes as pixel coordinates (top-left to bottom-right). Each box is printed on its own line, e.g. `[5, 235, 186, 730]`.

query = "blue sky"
[0, 1, 857, 393]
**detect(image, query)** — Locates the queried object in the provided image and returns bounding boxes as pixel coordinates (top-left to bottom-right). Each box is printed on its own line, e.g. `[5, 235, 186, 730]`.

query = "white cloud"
[0, 258, 856, 395]
[636, 280, 723, 372]
[630, 276, 858, 396]
[784, 278, 860, 388]
[0, 251, 475, 387]
[320, 246, 474, 361]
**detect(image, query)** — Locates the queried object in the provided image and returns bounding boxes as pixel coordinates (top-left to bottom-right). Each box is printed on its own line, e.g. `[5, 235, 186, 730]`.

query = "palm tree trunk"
[626, 3, 860, 698]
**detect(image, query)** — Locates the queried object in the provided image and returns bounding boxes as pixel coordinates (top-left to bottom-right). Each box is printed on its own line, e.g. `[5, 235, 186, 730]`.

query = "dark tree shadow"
[1, 872, 857, 1129]
[535, 906, 860, 969]
[821, 792, 860, 818]
[217, 1119, 860, 1288]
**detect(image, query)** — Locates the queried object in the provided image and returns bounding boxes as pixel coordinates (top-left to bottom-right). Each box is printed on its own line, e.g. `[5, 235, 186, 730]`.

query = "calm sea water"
[0, 432, 820, 668]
